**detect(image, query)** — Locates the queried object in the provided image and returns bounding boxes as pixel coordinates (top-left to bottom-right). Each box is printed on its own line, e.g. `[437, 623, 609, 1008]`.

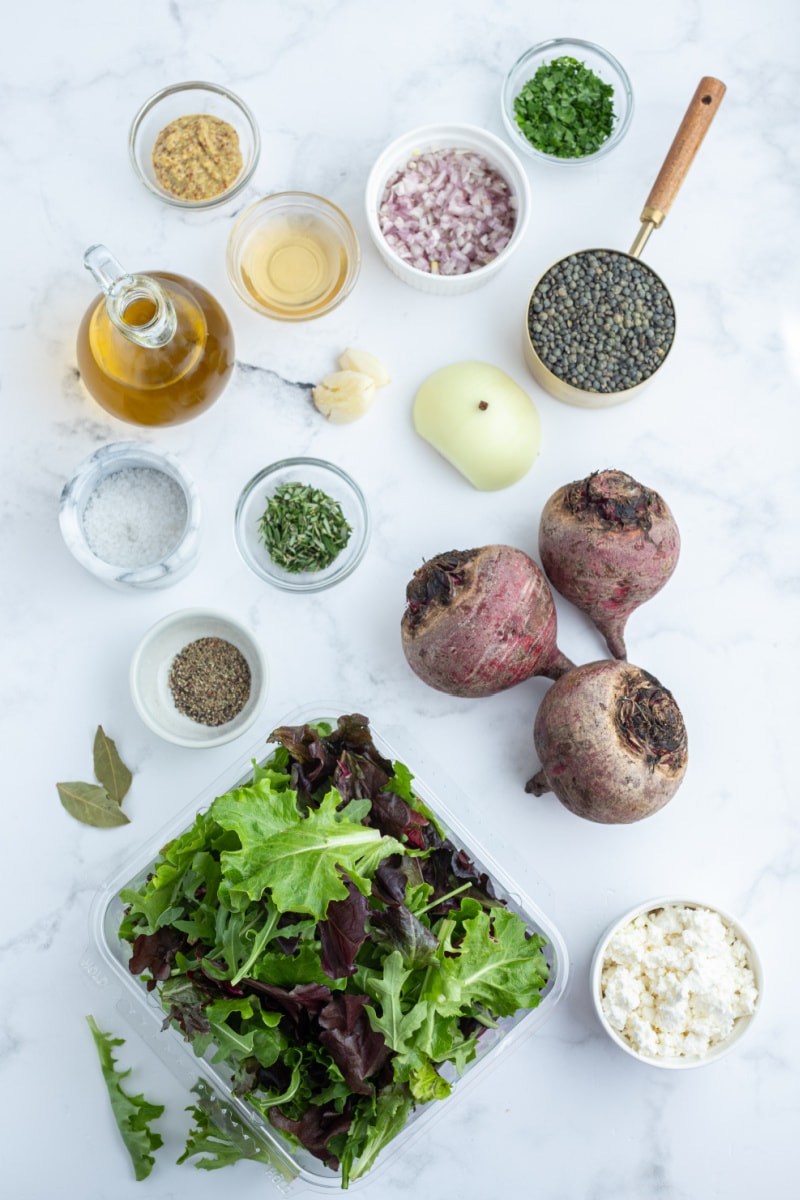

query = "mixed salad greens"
[119, 715, 550, 1187]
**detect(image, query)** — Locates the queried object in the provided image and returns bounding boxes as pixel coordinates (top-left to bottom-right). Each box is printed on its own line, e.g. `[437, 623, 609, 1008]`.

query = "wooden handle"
[641, 77, 726, 223]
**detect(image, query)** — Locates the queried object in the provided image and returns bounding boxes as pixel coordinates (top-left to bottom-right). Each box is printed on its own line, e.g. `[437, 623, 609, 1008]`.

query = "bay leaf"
[93, 725, 133, 806]
[57, 781, 130, 828]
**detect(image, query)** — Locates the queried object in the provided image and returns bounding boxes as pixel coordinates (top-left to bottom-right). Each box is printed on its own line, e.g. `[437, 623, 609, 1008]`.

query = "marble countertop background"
[2, 1, 798, 1197]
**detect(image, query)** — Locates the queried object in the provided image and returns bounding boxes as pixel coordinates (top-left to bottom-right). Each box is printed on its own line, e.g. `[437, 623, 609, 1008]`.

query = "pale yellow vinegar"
[239, 216, 349, 317]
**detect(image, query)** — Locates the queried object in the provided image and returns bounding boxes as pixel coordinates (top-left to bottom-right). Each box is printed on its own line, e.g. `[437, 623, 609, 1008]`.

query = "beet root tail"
[543, 648, 575, 680]
[525, 769, 551, 796]
[597, 615, 628, 660]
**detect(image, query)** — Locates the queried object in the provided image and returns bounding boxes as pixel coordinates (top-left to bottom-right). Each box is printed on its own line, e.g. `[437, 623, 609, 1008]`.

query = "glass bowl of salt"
[59, 442, 201, 590]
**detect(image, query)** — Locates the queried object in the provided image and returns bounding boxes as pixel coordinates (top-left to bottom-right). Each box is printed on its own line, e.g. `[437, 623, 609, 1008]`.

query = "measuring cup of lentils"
[524, 250, 676, 407]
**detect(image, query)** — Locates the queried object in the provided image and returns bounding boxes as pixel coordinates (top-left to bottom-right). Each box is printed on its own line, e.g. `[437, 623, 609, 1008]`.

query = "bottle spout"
[83, 244, 177, 348]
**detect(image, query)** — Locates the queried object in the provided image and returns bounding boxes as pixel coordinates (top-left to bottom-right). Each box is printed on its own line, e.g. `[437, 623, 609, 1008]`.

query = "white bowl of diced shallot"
[365, 123, 531, 295]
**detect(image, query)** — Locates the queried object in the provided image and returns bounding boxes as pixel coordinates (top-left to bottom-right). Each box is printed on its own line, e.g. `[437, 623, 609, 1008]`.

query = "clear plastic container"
[85, 706, 569, 1192]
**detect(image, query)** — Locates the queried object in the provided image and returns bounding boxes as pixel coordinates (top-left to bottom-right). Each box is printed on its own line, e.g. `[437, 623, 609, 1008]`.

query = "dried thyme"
[258, 481, 352, 573]
[168, 637, 251, 726]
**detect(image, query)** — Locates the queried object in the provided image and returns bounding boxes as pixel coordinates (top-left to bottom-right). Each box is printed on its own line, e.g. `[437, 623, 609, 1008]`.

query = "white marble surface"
[3, 1, 798, 1196]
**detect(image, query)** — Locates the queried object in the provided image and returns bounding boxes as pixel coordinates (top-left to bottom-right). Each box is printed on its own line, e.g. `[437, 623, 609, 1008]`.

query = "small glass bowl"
[501, 39, 633, 165]
[226, 192, 361, 321]
[129, 81, 260, 209]
[365, 123, 530, 296]
[234, 457, 370, 592]
[590, 896, 763, 1069]
[130, 608, 269, 748]
[59, 442, 201, 590]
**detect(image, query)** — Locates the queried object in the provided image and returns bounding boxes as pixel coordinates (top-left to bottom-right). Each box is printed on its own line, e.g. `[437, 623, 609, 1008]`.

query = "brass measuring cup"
[523, 77, 726, 408]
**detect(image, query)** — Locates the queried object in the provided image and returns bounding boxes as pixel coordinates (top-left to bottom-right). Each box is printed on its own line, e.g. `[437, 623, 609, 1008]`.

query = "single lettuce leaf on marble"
[213, 784, 403, 919]
[86, 1015, 163, 1180]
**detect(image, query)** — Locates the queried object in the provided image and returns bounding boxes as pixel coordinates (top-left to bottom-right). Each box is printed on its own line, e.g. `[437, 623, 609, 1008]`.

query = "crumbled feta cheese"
[599, 903, 758, 1059]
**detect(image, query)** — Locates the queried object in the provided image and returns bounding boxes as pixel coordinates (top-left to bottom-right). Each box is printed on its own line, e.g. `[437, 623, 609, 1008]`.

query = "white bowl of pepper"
[129, 608, 269, 747]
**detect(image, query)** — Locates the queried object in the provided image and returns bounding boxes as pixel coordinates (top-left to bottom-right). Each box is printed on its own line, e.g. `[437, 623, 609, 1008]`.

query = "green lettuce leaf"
[340, 1083, 415, 1187]
[178, 1080, 286, 1173]
[362, 950, 428, 1056]
[434, 904, 549, 1018]
[86, 1016, 163, 1181]
[215, 785, 403, 919]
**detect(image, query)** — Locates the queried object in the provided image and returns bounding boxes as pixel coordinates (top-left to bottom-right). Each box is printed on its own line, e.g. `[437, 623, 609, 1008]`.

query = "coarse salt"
[82, 466, 187, 567]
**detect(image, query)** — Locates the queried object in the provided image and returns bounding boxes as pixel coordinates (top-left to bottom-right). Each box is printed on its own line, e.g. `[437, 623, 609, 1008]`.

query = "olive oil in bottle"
[76, 245, 235, 427]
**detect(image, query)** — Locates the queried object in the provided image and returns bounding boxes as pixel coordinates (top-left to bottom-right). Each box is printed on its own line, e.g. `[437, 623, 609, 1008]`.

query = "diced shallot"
[378, 148, 517, 276]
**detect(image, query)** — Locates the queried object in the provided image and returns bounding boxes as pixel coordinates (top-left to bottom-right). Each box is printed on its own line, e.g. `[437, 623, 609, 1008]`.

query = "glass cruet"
[76, 244, 235, 427]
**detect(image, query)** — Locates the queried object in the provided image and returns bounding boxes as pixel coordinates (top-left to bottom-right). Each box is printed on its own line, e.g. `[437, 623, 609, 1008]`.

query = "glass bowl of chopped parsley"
[501, 39, 633, 165]
[234, 457, 370, 591]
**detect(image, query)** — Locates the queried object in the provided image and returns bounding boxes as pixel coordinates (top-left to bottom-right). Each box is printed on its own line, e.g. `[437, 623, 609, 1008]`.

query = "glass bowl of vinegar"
[226, 192, 361, 321]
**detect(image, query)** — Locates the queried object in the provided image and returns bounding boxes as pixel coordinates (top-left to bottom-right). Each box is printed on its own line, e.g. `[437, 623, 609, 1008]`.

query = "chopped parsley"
[513, 55, 616, 158]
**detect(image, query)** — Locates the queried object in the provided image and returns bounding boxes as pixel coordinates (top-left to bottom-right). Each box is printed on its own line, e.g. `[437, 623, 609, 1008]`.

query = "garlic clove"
[312, 370, 377, 423]
[337, 348, 391, 388]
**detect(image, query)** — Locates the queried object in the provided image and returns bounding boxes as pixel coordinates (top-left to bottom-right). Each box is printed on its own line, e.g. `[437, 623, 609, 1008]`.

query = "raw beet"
[526, 659, 688, 824]
[538, 469, 680, 659]
[401, 545, 574, 698]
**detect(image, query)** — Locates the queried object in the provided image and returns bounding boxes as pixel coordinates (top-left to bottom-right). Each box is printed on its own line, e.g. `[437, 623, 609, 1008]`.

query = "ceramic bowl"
[59, 442, 201, 591]
[501, 39, 633, 165]
[590, 896, 763, 1069]
[234, 457, 370, 592]
[364, 123, 530, 295]
[130, 608, 269, 748]
[129, 81, 260, 209]
[226, 192, 361, 320]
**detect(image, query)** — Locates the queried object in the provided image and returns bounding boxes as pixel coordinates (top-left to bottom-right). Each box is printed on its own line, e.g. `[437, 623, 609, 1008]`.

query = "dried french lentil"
[168, 637, 251, 726]
[527, 250, 676, 394]
[152, 114, 243, 202]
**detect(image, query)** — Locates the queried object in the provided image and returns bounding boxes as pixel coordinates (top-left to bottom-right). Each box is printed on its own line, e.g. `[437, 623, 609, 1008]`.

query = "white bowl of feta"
[590, 897, 762, 1069]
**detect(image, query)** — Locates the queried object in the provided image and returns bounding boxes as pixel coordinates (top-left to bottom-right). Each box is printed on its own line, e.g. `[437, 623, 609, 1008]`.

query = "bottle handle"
[83, 244, 177, 348]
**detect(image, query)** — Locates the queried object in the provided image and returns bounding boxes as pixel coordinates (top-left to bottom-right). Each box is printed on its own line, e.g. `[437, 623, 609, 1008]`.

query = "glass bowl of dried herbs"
[501, 39, 633, 165]
[129, 608, 269, 748]
[234, 457, 370, 592]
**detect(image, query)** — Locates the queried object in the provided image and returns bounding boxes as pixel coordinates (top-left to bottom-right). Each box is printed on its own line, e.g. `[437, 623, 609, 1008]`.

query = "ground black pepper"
[528, 250, 676, 394]
[168, 637, 251, 726]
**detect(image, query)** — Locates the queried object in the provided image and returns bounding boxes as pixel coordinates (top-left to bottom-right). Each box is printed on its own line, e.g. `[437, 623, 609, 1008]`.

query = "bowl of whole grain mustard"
[129, 81, 261, 209]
